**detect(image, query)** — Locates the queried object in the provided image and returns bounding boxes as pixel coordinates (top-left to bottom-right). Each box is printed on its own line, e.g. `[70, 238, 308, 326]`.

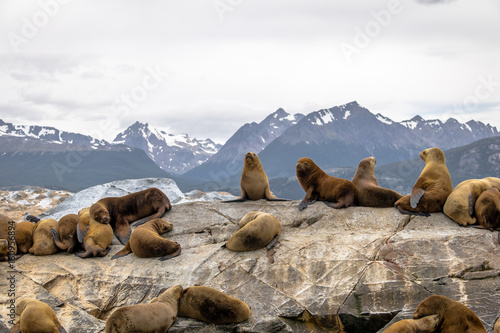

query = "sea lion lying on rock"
[51, 214, 79, 253]
[29, 219, 59, 256]
[9, 298, 66, 333]
[75, 210, 113, 258]
[383, 314, 440, 333]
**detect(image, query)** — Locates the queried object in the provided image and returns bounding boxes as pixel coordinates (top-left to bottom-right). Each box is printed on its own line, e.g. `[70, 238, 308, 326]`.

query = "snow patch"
[343, 111, 351, 120]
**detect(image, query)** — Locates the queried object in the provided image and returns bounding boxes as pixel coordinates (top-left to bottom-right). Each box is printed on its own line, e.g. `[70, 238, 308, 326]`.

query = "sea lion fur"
[224, 211, 281, 251]
[10, 298, 66, 333]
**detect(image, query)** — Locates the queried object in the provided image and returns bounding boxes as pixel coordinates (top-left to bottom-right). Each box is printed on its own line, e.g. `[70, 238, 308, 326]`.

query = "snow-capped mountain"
[0, 119, 108, 147]
[184, 108, 304, 181]
[113, 121, 221, 174]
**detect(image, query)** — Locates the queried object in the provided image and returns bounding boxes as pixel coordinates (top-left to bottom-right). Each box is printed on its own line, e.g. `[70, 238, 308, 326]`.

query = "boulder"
[1, 193, 500, 332]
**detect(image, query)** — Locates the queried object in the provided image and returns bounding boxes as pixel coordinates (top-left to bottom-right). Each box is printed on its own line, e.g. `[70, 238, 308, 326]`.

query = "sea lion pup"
[473, 188, 500, 230]
[443, 177, 500, 226]
[223, 211, 282, 251]
[15, 221, 36, 254]
[383, 314, 439, 333]
[413, 295, 486, 333]
[29, 219, 59, 256]
[223, 152, 288, 202]
[104, 284, 183, 333]
[50, 214, 79, 253]
[75, 210, 113, 258]
[111, 218, 181, 261]
[0, 214, 16, 261]
[10, 298, 66, 333]
[178, 286, 251, 325]
[394, 147, 452, 217]
[296, 157, 357, 210]
[90, 187, 172, 245]
[352, 156, 403, 207]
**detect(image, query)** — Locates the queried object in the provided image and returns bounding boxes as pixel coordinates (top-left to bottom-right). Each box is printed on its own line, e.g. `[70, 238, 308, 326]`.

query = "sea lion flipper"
[77, 221, 89, 243]
[9, 321, 21, 333]
[222, 197, 247, 203]
[266, 197, 290, 202]
[410, 187, 425, 209]
[115, 224, 131, 245]
[158, 245, 181, 261]
[112, 243, 132, 259]
[266, 234, 280, 250]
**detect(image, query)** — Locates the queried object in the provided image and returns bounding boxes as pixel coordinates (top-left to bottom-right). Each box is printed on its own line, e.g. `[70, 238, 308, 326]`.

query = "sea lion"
[395, 147, 453, 216]
[223, 152, 287, 202]
[50, 214, 79, 253]
[90, 187, 171, 245]
[178, 286, 251, 325]
[29, 219, 59, 256]
[104, 285, 183, 333]
[413, 295, 486, 333]
[473, 188, 500, 230]
[384, 314, 440, 333]
[296, 157, 358, 210]
[15, 221, 36, 254]
[0, 214, 16, 261]
[443, 177, 500, 226]
[495, 317, 500, 333]
[10, 298, 66, 333]
[352, 156, 403, 207]
[223, 211, 281, 251]
[112, 218, 181, 260]
[75, 211, 113, 258]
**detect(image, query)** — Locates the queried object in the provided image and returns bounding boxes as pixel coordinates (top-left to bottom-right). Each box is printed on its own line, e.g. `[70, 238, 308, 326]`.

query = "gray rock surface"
[1, 199, 500, 333]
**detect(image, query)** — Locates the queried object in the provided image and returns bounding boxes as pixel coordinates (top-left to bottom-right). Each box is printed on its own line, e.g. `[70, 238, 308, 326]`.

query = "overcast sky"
[1, 0, 499, 143]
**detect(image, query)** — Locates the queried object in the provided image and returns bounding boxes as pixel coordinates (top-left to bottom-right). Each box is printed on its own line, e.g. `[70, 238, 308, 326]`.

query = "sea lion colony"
[3, 148, 499, 331]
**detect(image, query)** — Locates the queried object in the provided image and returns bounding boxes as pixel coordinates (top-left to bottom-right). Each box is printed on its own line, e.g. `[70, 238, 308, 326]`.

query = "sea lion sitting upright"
[15, 221, 36, 254]
[352, 156, 403, 207]
[51, 214, 80, 253]
[178, 286, 251, 325]
[75, 210, 113, 258]
[223, 152, 287, 202]
[90, 187, 172, 245]
[473, 187, 500, 230]
[296, 157, 357, 210]
[394, 147, 452, 216]
[104, 285, 183, 333]
[413, 295, 486, 333]
[443, 177, 500, 226]
[383, 314, 440, 333]
[112, 218, 181, 261]
[223, 211, 282, 251]
[9, 298, 66, 333]
[29, 219, 59, 256]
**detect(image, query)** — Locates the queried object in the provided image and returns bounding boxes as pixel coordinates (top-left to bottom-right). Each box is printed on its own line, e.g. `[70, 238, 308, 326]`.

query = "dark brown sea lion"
[9, 298, 66, 333]
[0, 214, 16, 261]
[104, 285, 183, 333]
[223, 211, 281, 251]
[75, 210, 113, 258]
[178, 286, 251, 325]
[352, 156, 403, 207]
[413, 295, 486, 333]
[112, 218, 181, 261]
[444, 177, 500, 226]
[15, 221, 36, 254]
[384, 314, 440, 333]
[473, 187, 500, 230]
[395, 147, 452, 216]
[50, 214, 79, 253]
[90, 187, 172, 245]
[29, 219, 59, 256]
[296, 157, 357, 210]
[223, 152, 287, 202]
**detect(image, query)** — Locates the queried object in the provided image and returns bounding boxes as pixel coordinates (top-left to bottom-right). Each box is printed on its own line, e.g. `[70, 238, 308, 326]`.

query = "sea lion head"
[413, 295, 445, 319]
[90, 203, 110, 224]
[16, 298, 34, 315]
[358, 156, 376, 170]
[296, 157, 316, 176]
[420, 147, 445, 164]
[154, 218, 174, 234]
[244, 152, 260, 168]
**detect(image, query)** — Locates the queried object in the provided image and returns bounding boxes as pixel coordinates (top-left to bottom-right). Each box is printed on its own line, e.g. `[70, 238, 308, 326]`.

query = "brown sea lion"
[50, 214, 79, 253]
[0, 214, 16, 261]
[413, 295, 486, 333]
[90, 187, 172, 245]
[104, 284, 183, 333]
[296, 157, 358, 210]
[75, 211, 113, 258]
[473, 188, 500, 230]
[223, 211, 281, 251]
[443, 177, 500, 226]
[495, 317, 500, 333]
[223, 152, 287, 202]
[29, 219, 59, 256]
[383, 314, 440, 333]
[395, 147, 452, 216]
[15, 221, 36, 254]
[178, 286, 251, 325]
[352, 156, 403, 207]
[112, 218, 181, 261]
[9, 298, 66, 333]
